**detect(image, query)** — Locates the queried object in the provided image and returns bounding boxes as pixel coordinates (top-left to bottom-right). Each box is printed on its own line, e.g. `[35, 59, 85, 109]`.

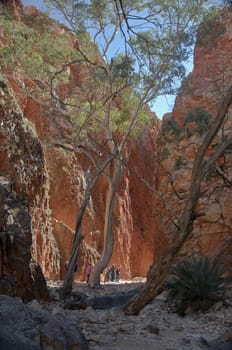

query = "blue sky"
[21, 0, 193, 119]
[22, 0, 46, 10]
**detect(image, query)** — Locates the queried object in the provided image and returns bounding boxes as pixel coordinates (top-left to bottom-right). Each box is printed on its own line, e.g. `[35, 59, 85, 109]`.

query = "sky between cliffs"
[21, 0, 193, 119]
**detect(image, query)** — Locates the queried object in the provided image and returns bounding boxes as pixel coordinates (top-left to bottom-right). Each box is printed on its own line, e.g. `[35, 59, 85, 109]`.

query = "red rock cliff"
[157, 8, 232, 268]
[0, 0, 159, 280]
[1, 1, 231, 283]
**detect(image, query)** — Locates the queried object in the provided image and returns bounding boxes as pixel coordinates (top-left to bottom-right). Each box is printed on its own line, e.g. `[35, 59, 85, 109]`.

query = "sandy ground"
[45, 279, 232, 350]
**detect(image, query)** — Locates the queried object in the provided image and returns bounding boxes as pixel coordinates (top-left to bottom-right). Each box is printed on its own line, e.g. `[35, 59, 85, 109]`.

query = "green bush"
[0, 6, 73, 81]
[160, 147, 170, 161]
[161, 118, 181, 138]
[184, 107, 211, 137]
[179, 74, 193, 96]
[174, 157, 187, 170]
[167, 256, 231, 315]
[196, 14, 226, 48]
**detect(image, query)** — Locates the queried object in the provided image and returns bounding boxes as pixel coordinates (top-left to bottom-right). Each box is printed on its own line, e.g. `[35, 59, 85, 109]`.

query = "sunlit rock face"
[1, 0, 23, 19]
[19, 64, 159, 280]
[173, 8, 232, 126]
[1, 1, 231, 284]
[0, 0, 160, 280]
[156, 8, 232, 269]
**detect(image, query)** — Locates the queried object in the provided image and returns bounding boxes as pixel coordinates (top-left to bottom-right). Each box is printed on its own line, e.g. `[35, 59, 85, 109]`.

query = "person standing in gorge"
[115, 266, 120, 282]
[64, 261, 69, 277]
[108, 265, 114, 282]
[85, 263, 92, 283]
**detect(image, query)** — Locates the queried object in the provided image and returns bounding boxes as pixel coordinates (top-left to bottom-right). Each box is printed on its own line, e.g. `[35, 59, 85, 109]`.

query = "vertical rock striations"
[0, 176, 50, 301]
[0, 2, 158, 280]
[0, 76, 60, 287]
[0, 1, 231, 287]
[156, 8, 232, 268]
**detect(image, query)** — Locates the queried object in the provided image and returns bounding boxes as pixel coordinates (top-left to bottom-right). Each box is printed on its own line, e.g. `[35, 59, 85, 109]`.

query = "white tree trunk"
[88, 157, 122, 286]
[124, 85, 232, 315]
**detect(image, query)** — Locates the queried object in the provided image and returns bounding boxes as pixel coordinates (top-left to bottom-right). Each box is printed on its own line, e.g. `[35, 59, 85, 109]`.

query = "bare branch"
[214, 165, 232, 187]
[124, 85, 232, 315]
[191, 85, 232, 184]
[199, 137, 232, 181]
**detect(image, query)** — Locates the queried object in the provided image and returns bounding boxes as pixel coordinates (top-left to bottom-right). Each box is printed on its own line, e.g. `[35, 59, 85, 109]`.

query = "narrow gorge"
[0, 0, 231, 299]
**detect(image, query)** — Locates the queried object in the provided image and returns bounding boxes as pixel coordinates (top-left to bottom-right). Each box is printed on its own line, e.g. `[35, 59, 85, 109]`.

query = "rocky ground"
[39, 279, 232, 350]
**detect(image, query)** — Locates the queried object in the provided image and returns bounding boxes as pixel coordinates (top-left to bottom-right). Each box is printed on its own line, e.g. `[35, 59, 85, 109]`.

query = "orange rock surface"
[0, 1, 231, 283]
[158, 8, 232, 269]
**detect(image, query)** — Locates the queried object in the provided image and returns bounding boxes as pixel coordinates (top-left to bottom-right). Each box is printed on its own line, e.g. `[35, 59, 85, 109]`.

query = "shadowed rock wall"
[156, 8, 232, 268]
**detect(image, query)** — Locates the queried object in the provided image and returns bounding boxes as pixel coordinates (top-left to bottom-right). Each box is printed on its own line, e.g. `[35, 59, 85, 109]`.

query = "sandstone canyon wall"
[0, 0, 159, 281]
[157, 7, 232, 268]
[0, 0, 231, 291]
[0, 81, 50, 300]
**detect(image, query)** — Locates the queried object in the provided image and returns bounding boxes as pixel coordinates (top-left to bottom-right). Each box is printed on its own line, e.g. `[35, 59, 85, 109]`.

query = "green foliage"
[179, 74, 193, 95]
[226, 144, 232, 151]
[71, 93, 152, 138]
[91, 54, 136, 88]
[110, 108, 131, 131]
[174, 157, 187, 170]
[167, 256, 231, 315]
[205, 167, 220, 181]
[110, 90, 153, 135]
[0, 5, 74, 81]
[184, 107, 211, 137]
[22, 118, 38, 138]
[161, 118, 181, 139]
[45, 0, 223, 101]
[196, 12, 227, 47]
[160, 147, 170, 161]
[132, 109, 153, 137]
[111, 54, 135, 83]
[75, 30, 98, 62]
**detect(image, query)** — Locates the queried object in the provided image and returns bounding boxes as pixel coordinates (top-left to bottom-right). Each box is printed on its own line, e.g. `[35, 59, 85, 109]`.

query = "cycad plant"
[167, 255, 230, 315]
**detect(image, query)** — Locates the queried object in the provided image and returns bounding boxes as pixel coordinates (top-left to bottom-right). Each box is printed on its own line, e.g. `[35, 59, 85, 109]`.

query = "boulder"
[0, 295, 88, 350]
[0, 177, 49, 301]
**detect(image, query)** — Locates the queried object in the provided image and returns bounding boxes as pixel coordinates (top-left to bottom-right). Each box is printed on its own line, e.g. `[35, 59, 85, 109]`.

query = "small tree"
[124, 84, 232, 314]
[43, 0, 225, 292]
[2, 1, 226, 294]
[166, 256, 230, 315]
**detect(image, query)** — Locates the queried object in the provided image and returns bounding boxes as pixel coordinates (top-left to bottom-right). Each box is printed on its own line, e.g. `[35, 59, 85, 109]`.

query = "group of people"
[64, 260, 121, 284]
[85, 263, 121, 284]
[104, 264, 120, 282]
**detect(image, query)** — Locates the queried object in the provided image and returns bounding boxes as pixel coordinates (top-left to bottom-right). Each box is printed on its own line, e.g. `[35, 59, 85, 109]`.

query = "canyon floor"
[42, 279, 232, 350]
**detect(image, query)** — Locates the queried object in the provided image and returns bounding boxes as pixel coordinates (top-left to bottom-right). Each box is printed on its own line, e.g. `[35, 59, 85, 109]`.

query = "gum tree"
[124, 83, 232, 314]
[43, 0, 224, 293]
